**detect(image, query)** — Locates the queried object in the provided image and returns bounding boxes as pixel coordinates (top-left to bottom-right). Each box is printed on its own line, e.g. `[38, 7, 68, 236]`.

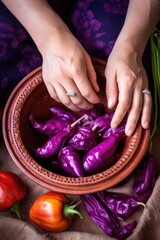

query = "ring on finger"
[142, 89, 151, 95]
[66, 91, 77, 97]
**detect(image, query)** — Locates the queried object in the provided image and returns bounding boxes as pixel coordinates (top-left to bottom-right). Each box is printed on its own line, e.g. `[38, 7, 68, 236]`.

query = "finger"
[45, 81, 60, 102]
[141, 90, 152, 129]
[86, 57, 100, 92]
[110, 74, 134, 129]
[62, 78, 93, 109]
[54, 83, 81, 111]
[69, 62, 100, 104]
[125, 87, 142, 136]
[105, 66, 118, 109]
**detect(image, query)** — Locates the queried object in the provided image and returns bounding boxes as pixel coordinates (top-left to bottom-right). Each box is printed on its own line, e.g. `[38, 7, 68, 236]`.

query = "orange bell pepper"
[29, 191, 82, 232]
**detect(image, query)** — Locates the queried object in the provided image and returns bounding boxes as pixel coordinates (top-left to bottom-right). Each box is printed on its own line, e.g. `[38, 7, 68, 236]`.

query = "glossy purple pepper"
[82, 127, 126, 175]
[132, 154, 156, 203]
[81, 194, 120, 237]
[49, 106, 77, 123]
[90, 112, 114, 134]
[96, 191, 145, 220]
[58, 146, 83, 177]
[68, 125, 99, 151]
[35, 115, 87, 159]
[29, 114, 70, 135]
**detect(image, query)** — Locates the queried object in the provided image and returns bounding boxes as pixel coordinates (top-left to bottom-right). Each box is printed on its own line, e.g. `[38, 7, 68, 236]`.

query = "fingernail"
[143, 120, 149, 129]
[111, 123, 117, 129]
[126, 129, 132, 137]
[108, 98, 114, 108]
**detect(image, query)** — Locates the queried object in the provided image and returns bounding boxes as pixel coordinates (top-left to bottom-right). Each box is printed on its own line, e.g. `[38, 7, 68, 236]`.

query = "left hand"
[105, 42, 152, 136]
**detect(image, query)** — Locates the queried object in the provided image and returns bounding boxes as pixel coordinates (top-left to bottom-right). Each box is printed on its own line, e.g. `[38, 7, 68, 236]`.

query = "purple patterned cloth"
[0, 0, 152, 104]
[69, 0, 129, 60]
[0, 2, 42, 103]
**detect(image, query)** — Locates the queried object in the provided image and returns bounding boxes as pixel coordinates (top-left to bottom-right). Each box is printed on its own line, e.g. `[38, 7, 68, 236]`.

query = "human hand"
[105, 43, 152, 136]
[40, 28, 100, 111]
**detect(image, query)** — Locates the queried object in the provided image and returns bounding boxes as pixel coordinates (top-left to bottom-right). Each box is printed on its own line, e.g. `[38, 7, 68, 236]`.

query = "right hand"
[40, 27, 100, 111]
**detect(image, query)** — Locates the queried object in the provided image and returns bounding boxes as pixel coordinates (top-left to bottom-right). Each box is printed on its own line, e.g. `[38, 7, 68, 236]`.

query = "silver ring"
[66, 91, 76, 97]
[142, 89, 151, 95]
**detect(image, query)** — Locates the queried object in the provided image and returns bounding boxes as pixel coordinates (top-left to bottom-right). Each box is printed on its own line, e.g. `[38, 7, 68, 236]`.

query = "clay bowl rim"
[2, 61, 150, 194]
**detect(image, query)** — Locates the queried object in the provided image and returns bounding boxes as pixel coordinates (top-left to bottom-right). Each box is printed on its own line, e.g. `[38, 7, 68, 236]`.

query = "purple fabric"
[0, 2, 42, 103]
[69, 0, 129, 60]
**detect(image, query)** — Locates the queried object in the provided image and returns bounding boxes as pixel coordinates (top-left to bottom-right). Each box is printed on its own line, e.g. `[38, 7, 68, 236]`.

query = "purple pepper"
[35, 125, 74, 159]
[49, 106, 77, 123]
[58, 146, 84, 177]
[90, 112, 114, 134]
[82, 127, 126, 175]
[96, 191, 145, 220]
[68, 125, 99, 151]
[35, 115, 88, 159]
[29, 114, 70, 135]
[102, 115, 127, 139]
[81, 194, 120, 237]
[82, 194, 137, 239]
[114, 221, 137, 240]
[79, 103, 106, 120]
[132, 154, 156, 203]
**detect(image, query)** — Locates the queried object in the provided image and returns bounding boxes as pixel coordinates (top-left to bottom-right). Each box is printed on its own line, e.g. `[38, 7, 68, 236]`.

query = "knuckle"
[119, 100, 130, 110]
[70, 64, 81, 77]
[133, 103, 142, 111]
[81, 90, 91, 99]
[125, 75, 135, 88]
[62, 98, 71, 105]
[73, 98, 83, 105]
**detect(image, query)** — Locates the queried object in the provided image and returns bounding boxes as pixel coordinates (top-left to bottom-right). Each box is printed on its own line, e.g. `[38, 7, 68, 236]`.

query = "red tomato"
[29, 191, 82, 232]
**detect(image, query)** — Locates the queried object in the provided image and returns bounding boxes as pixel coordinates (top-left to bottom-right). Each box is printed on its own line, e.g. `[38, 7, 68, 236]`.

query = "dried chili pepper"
[29, 114, 70, 136]
[59, 146, 84, 177]
[132, 154, 156, 203]
[96, 191, 145, 221]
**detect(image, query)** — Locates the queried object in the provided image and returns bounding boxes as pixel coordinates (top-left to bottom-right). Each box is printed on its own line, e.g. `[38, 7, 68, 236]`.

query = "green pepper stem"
[63, 201, 83, 219]
[10, 201, 21, 220]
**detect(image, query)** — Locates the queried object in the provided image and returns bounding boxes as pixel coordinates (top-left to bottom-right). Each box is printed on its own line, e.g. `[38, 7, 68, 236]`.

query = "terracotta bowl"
[2, 59, 150, 194]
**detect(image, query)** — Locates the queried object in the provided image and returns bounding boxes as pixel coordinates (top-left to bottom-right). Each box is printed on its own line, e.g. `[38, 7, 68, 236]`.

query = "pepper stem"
[92, 123, 98, 131]
[137, 201, 146, 208]
[10, 201, 21, 219]
[71, 115, 88, 128]
[63, 201, 83, 219]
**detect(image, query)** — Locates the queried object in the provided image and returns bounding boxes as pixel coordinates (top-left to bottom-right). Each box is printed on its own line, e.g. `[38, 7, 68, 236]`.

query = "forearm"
[116, 0, 160, 55]
[2, 0, 69, 52]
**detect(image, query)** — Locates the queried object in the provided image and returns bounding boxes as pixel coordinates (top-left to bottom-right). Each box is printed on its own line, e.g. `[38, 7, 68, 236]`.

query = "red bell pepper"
[0, 171, 27, 219]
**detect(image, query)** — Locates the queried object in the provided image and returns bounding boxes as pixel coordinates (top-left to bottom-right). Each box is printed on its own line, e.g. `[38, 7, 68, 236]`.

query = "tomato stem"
[10, 201, 21, 219]
[64, 201, 83, 219]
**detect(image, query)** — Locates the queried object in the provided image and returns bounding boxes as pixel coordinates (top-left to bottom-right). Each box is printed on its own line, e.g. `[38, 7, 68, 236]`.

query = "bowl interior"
[3, 59, 150, 194]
